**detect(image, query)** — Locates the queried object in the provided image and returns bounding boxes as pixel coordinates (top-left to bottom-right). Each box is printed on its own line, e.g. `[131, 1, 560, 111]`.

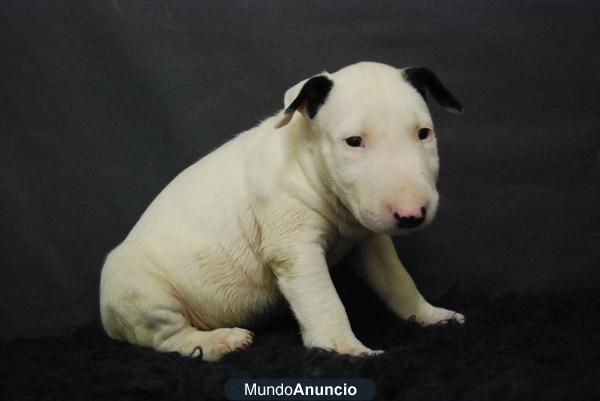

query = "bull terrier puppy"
[100, 62, 465, 361]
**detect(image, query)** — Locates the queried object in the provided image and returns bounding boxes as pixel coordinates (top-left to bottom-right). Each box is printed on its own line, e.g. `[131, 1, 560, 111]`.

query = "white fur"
[100, 62, 464, 361]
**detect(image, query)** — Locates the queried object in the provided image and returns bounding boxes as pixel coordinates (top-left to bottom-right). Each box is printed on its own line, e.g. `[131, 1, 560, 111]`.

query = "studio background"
[2, 0, 599, 341]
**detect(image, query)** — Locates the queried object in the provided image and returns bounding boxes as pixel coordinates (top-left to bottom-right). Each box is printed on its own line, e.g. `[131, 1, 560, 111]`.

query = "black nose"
[394, 207, 427, 228]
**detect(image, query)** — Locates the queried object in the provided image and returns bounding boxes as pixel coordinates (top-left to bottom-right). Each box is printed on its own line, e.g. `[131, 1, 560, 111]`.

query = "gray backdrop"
[2, 0, 599, 340]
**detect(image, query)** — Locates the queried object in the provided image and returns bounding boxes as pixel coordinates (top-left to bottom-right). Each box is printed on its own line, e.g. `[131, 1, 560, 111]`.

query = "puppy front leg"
[353, 235, 465, 326]
[275, 246, 381, 356]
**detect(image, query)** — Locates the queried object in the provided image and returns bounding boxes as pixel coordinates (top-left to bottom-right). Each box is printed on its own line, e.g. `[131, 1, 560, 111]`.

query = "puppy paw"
[203, 327, 254, 361]
[309, 337, 383, 357]
[415, 304, 465, 326]
[336, 342, 384, 357]
[359, 348, 385, 357]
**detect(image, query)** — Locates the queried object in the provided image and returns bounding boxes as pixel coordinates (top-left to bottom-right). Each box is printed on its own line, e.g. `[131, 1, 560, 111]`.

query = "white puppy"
[100, 62, 465, 361]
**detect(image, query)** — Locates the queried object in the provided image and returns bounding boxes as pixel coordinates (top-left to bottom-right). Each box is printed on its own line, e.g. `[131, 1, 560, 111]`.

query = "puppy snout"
[394, 206, 427, 228]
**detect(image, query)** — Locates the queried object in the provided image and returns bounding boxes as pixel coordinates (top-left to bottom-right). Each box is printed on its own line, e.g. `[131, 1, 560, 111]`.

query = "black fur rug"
[2, 284, 599, 401]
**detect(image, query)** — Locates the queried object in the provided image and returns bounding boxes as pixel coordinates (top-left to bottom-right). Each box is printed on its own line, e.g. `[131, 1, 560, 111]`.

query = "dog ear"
[275, 75, 334, 128]
[402, 67, 463, 114]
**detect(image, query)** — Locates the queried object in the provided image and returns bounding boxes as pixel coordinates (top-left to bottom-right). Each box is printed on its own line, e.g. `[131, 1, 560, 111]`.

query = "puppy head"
[277, 62, 462, 235]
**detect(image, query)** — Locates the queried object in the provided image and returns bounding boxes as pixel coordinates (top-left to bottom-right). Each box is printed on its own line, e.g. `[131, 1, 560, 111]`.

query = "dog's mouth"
[394, 219, 432, 235]
[330, 187, 437, 235]
[357, 209, 435, 236]
[352, 209, 397, 235]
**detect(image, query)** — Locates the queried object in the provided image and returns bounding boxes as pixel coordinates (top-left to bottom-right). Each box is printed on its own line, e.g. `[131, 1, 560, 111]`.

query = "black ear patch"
[285, 75, 333, 118]
[403, 67, 463, 114]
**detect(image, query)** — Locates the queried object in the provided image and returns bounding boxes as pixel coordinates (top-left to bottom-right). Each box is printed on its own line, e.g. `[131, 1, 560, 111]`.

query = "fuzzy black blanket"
[2, 284, 599, 401]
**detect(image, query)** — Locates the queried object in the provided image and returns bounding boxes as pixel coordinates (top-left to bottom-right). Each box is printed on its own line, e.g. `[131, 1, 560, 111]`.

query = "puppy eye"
[345, 136, 363, 147]
[418, 128, 432, 141]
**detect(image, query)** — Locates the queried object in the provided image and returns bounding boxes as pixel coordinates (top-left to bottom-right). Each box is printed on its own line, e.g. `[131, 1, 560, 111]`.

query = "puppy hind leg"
[101, 243, 254, 360]
[159, 327, 255, 361]
[105, 299, 255, 361]
[151, 310, 254, 361]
